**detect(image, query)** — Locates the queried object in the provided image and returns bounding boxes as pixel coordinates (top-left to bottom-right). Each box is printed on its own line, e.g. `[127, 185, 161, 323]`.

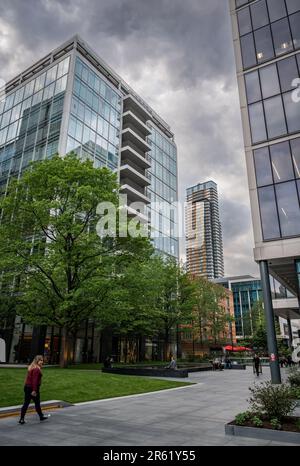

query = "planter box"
[225, 422, 300, 444]
[102, 367, 189, 378]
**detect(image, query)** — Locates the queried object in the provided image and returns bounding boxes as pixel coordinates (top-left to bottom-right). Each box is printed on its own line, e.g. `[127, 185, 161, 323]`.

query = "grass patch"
[0, 368, 191, 408]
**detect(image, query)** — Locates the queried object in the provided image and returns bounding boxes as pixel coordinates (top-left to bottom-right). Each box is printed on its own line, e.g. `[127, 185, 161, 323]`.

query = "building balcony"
[122, 110, 151, 138]
[122, 127, 151, 154]
[120, 183, 151, 205]
[120, 145, 151, 169]
[119, 164, 151, 187]
[122, 94, 152, 123]
[119, 204, 148, 224]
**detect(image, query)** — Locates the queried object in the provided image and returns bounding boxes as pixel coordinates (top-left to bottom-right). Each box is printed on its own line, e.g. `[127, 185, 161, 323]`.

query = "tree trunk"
[60, 327, 70, 368]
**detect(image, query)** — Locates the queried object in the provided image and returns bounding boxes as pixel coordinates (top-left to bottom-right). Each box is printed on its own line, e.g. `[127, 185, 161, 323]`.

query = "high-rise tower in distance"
[185, 180, 224, 280]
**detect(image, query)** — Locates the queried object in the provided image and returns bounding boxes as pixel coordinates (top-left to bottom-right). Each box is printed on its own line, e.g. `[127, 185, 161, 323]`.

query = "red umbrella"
[224, 345, 252, 352]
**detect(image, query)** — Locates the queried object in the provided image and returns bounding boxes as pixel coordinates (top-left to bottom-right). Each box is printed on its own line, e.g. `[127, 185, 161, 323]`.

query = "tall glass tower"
[0, 35, 178, 363]
[229, 0, 300, 381]
[185, 180, 224, 279]
[0, 35, 178, 259]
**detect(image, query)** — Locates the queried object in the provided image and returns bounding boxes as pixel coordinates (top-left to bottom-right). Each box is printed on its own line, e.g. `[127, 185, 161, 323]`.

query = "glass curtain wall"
[0, 56, 70, 194]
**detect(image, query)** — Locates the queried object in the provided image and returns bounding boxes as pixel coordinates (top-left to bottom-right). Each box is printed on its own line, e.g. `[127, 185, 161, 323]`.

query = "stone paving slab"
[0, 367, 298, 446]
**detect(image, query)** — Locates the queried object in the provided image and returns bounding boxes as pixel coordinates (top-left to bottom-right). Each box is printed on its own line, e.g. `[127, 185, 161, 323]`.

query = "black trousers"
[20, 385, 43, 419]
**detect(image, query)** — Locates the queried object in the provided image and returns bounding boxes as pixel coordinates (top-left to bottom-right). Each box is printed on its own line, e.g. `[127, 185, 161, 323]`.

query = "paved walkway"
[0, 367, 298, 446]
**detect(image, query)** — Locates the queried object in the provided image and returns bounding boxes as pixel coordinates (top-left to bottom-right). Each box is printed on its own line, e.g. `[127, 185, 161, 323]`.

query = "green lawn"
[0, 368, 190, 408]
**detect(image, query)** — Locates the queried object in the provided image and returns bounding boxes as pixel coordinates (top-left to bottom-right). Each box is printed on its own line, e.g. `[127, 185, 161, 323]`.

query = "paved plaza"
[0, 367, 299, 446]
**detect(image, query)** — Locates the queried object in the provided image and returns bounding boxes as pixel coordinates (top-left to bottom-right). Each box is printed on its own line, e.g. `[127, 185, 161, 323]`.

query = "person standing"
[253, 354, 261, 377]
[19, 355, 49, 424]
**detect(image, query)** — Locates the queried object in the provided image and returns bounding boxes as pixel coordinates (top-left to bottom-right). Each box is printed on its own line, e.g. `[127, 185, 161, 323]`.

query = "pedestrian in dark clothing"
[19, 355, 49, 425]
[103, 356, 113, 369]
[253, 354, 261, 376]
[287, 355, 293, 367]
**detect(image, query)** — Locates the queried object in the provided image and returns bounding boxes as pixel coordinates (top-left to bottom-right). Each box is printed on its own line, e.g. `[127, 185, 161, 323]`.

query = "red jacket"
[25, 368, 42, 392]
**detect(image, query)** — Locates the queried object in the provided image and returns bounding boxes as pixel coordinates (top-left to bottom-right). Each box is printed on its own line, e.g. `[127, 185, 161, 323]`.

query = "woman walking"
[19, 355, 49, 424]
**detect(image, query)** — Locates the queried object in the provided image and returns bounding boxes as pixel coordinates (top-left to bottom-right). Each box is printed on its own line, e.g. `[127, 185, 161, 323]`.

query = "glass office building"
[215, 274, 297, 339]
[0, 36, 178, 362]
[185, 181, 224, 279]
[229, 0, 300, 379]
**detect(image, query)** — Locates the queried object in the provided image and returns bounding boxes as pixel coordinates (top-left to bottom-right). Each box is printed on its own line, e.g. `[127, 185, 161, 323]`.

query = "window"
[264, 95, 287, 138]
[259, 64, 280, 98]
[241, 33, 257, 68]
[236, 0, 248, 7]
[258, 186, 281, 239]
[45, 65, 58, 86]
[237, 7, 252, 36]
[245, 71, 261, 103]
[254, 26, 274, 63]
[270, 141, 294, 182]
[286, 0, 300, 14]
[271, 18, 293, 55]
[254, 146, 273, 186]
[267, 0, 287, 22]
[277, 56, 299, 92]
[276, 181, 300, 236]
[291, 138, 300, 177]
[289, 12, 300, 49]
[249, 102, 267, 143]
[251, 0, 269, 30]
[283, 91, 300, 132]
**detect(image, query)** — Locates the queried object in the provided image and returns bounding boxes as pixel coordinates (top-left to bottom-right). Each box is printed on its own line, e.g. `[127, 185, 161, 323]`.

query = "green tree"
[0, 154, 153, 366]
[192, 277, 229, 345]
[152, 257, 195, 360]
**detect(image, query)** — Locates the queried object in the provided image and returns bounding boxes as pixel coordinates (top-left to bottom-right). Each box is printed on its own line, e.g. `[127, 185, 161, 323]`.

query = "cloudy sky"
[0, 0, 259, 277]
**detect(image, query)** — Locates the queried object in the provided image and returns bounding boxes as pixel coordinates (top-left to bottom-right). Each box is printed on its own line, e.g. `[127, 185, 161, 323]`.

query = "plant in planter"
[248, 381, 297, 421]
[270, 418, 282, 430]
[252, 416, 263, 428]
[235, 411, 251, 426]
[287, 367, 300, 388]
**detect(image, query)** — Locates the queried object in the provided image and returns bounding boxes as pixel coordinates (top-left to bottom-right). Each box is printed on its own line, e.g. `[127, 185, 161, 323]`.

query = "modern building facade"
[214, 274, 298, 342]
[229, 0, 300, 381]
[185, 180, 224, 279]
[0, 35, 178, 362]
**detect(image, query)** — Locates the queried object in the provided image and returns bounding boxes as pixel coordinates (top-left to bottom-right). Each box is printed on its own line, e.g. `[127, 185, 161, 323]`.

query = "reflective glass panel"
[254, 26, 275, 63]
[270, 141, 294, 182]
[238, 7, 252, 35]
[245, 71, 261, 103]
[254, 146, 273, 186]
[283, 91, 300, 132]
[258, 186, 281, 239]
[264, 95, 287, 138]
[267, 0, 287, 22]
[259, 64, 280, 98]
[277, 56, 299, 92]
[289, 12, 300, 49]
[290, 138, 300, 178]
[249, 102, 267, 143]
[241, 33, 257, 68]
[271, 17, 293, 55]
[276, 181, 300, 236]
[251, 0, 269, 29]
[285, 0, 300, 14]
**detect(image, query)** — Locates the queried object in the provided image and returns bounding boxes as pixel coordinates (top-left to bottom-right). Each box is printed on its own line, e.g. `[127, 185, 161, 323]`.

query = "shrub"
[270, 418, 281, 430]
[235, 411, 251, 426]
[287, 367, 300, 387]
[252, 416, 263, 428]
[295, 419, 300, 431]
[290, 387, 300, 400]
[248, 382, 297, 421]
